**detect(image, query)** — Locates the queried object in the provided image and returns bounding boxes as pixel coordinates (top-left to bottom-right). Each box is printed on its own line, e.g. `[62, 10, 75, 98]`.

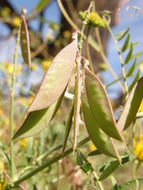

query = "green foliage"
[1, 1, 143, 189]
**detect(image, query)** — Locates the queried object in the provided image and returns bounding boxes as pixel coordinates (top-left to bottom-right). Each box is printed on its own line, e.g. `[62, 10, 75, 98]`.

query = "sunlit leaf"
[82, 93, 121, 160]
[110, 178, 143, 190]
[85, 68, 124, 142]
[115, 28, 129, 41]
[88, 149, 102, 157]
[28, 40, 77, 112]
[99, 154, 134, 181]
[20, 14, 31, 67]
[131, 51, 143, 60]
[13, 90, 65, 140]
[117, 76, 143, 131]
[35, 0, 51, 12]
[129, 70, 140, 92]
[121, 34, 130, 53]
[125, 43, 133, 64]
[127, 59, 136, 77]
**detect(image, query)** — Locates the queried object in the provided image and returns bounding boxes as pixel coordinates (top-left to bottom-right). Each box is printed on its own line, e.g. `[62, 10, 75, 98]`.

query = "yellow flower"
[1, 7, 10, 18]
[30, 63, 38, 71]
[13, 16, 21, 27]
[41, 60, 51, 71]
[63, 30, 71, 39]
[0, 162, 4, 171]
[139, 100, 143, 112]
[28, 96, 33, 105]
[79, 11, 106, 28]
[0, 109, 3, 115]
[3, 62, 22, 75]
[18, 138, 28, 149]
[89, 142, 96, 151]
[50, 23, 59, 31]
[135, 136, 143, 160]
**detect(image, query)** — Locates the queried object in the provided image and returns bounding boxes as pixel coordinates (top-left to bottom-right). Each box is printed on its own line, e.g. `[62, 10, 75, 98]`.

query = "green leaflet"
[13, 90, 65, 140]
[127, 59, 136, 77]
[117, 77, 143, 131]
[125, 43, 133, 64]
[99, 154, 133, 181]
[129, 70, 140, 92]
[115, 28, 129, 41]
[99, 161, 119, 181]
[35, 0, 51, 12]
[121, 34, 130, 53]
[85, 68, 124, 142]
[110, 178, 143, 190]
[82, 93, 121, 160]
[20, 14, 31, 67]
[28, 40, 77, 112]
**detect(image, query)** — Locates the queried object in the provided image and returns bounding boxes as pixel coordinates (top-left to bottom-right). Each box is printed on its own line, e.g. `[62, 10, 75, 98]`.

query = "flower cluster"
[79, 11, 106, 28]
[135, 135, 143, 161]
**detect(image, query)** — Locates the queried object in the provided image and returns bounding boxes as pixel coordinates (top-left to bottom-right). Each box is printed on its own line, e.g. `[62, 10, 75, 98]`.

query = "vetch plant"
[1, 1, 143, 190]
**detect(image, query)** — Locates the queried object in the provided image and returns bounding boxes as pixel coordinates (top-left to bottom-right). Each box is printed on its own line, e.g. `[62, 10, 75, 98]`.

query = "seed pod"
[20, 9, 31, 67]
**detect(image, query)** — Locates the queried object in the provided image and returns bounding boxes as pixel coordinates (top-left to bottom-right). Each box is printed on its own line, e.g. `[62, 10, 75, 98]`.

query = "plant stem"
[73, 1, 93, 151]
[106, 22, 128, 99]
[12, 137, 90, 187]
[10, 26, 21, 180]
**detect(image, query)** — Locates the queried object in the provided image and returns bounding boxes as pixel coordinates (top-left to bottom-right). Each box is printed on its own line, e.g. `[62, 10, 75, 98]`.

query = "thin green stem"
[132, 122, 136, 179]
[106, 22, 128, 99]
[73, 2, 93, 151]
[10, 26, 21, 180]
[78, 2, 93, 54]
[12, 137, 90, 188]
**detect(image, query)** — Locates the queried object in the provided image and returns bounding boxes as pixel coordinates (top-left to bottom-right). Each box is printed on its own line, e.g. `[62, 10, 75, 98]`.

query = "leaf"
[131, 51, 143, 60]
[99, 161, 119, 181]
[117, 76, 143, 131]
[127, 59, 136, 77]
[85, 68, 124, 142]
[88, 149, 102, 157]
[13, 90, 65, 140]
[82, 93, 121, 160]
[20, 14, 31, 67]
[110, 178, 143, 190]
[115, 28, 129, 41]
[28, 40, 77, 112]
[35, 0, 51, 12]
[121, 34, 130, 53]
[129, 70, 140, 92]
[99, 154, 134, 181]
[125, 43, 133, 64]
